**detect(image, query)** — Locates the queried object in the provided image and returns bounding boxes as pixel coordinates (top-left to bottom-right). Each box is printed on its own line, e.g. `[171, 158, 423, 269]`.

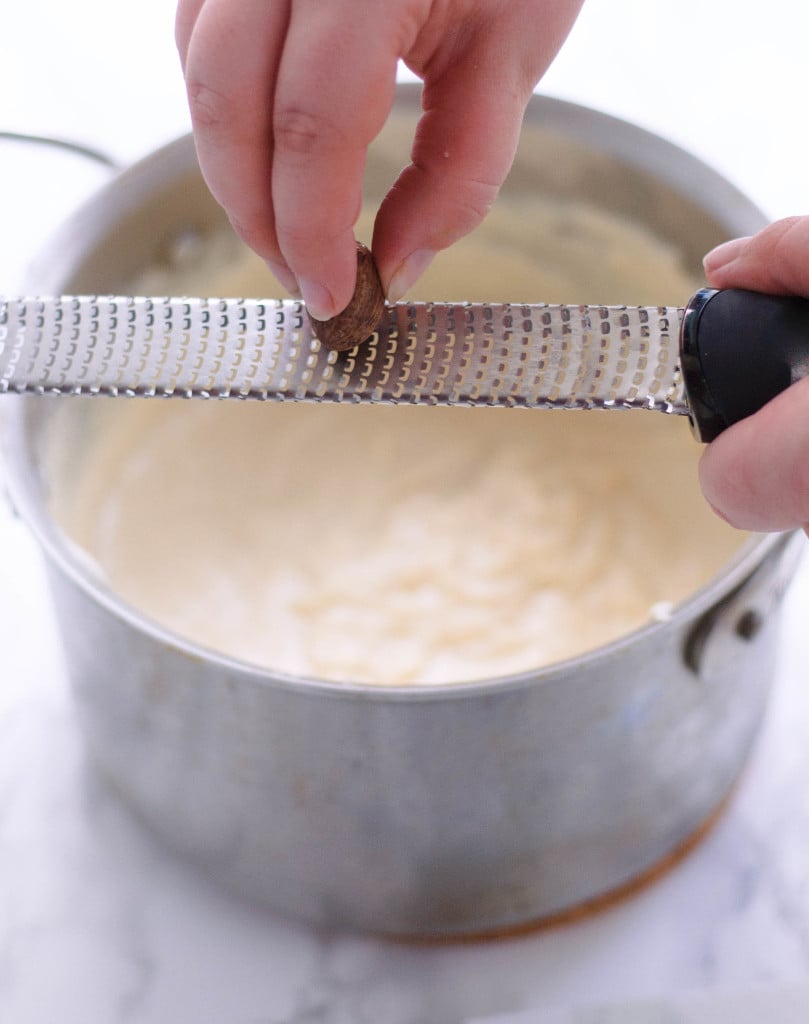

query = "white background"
[2, 1, 809, 1022]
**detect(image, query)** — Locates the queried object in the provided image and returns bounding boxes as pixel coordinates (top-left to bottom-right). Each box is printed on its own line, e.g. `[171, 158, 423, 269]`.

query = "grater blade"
[0, 295, 688, 414]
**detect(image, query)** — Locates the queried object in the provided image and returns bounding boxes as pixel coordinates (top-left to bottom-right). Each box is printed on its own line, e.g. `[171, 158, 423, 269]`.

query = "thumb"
[373, 55, 526, 302]
[372, 0, 583, 301]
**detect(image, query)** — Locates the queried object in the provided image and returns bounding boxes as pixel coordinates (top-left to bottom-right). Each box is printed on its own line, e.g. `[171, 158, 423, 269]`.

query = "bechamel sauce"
[50, 199, 745, 684]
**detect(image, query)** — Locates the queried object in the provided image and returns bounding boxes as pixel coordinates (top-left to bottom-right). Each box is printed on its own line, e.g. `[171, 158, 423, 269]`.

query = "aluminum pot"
[3, 87, 803, 936]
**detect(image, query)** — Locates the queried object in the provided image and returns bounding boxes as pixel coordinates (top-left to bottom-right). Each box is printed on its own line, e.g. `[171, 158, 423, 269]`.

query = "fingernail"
[298, 278, 336, 321]
[265, 260, 300, 297]
[703, 237, 751, 276]
[385, 249, 436, 304]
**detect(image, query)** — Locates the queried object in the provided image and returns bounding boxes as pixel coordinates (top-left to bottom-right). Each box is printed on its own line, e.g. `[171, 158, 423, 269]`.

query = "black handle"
[680, 287, 809, 442]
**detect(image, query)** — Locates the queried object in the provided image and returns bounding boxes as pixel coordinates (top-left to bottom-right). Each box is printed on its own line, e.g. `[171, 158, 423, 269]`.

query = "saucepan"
[2, 85, 803, 936]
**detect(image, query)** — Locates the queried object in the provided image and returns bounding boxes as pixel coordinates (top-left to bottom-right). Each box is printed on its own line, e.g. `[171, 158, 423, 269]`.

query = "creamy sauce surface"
[51, 199, 745, 684]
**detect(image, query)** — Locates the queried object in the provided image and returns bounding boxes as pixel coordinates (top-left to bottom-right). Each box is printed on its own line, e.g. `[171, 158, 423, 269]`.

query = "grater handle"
[681, 287, 809, 442]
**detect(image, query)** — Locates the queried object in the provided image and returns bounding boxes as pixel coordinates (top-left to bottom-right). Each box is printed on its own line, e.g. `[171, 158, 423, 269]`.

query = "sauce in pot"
[50, 198, 745, 684]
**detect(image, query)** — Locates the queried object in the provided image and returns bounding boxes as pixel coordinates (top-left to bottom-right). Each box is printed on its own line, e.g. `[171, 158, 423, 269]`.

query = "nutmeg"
[308, 243, 385, 352]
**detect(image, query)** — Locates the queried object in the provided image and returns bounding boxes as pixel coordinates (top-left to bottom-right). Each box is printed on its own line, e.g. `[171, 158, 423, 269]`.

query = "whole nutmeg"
[308, 243, 385, 352]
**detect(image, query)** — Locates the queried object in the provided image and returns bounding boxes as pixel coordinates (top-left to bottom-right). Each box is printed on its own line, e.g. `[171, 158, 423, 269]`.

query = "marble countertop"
[2, 1, 809, 1020]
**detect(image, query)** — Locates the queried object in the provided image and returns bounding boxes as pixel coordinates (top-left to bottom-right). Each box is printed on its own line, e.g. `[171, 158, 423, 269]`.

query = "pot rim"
[2, 86, 785, 701]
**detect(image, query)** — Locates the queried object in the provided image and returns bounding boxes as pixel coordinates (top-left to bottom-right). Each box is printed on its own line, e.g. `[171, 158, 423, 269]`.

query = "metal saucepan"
[3, 86, 803, 936]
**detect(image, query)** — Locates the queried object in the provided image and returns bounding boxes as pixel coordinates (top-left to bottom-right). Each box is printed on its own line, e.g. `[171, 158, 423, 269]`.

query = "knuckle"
[453, 177, 500, 224]
[421, 161, 501, 234]
[186, 79, 235, 133]
[273, 106, 346, 157]
[770, 216, 806, 258]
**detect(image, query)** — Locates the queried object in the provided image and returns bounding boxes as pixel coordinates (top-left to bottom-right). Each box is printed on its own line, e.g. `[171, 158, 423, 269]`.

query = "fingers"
[373, 48, 523, 302]
[181, 0, 404, 317]
[178, 0, 584, 314]
[699, 376, 809, 532]
[700, 216, 809, 532]
[180, 0, 296, 290]
[374, 0, 584, 300]
[703, 216, 809, 295]
[271, 1, 402, 318]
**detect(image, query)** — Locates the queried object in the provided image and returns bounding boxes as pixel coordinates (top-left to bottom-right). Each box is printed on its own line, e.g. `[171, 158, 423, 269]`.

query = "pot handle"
[0, 130, 121, 173]
[684, 532, 805, 680]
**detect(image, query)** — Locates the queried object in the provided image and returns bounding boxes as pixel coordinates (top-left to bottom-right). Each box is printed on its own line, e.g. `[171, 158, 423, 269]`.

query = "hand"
[700, 217, 809, 534]
[175, 0, 584, 319]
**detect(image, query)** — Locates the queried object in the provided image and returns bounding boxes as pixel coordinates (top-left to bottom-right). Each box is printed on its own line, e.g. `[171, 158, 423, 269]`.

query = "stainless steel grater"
[2, 287, 808, 441]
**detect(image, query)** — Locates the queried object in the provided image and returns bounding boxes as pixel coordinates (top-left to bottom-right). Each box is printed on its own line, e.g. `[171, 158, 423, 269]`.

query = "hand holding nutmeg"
[177, 0, 584, 323]
[308, 243, 386, 352]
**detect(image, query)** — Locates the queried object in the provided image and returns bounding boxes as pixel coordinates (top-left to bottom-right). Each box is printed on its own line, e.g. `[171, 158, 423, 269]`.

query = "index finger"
[704, 217, 809, 296]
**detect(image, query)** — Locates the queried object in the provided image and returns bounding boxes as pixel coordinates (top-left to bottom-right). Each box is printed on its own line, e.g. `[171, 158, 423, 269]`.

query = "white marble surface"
[2, 1, 809, 1021]
[478, 984, 809, 1024]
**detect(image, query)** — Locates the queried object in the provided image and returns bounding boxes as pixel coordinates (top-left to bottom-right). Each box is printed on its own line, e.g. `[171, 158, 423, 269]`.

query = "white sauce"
[51, 199, 745, 685]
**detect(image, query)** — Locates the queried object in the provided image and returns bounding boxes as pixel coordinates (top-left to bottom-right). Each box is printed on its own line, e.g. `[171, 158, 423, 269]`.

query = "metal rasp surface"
[2, 288, 809, 442]
[0, 295, 686, 409]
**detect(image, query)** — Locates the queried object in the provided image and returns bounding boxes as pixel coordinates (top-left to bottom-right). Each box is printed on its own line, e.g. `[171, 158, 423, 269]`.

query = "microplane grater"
[2, 287, 808, 442]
